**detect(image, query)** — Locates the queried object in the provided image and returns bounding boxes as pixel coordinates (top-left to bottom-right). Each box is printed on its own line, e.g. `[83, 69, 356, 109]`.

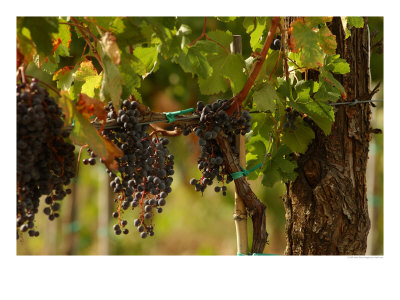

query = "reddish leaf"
[52, 38, 62, 54]
[76, 94, 108, 122]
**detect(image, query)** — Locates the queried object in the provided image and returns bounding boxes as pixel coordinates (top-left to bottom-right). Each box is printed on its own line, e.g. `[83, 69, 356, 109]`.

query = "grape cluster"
[83, 147, 97, 166]
[102, 100, 174, 238]
[189, 99, 251, 195]
[283, 107, 300, 131]
[17, 78, 75, 239]
[270, 35, 282, 51]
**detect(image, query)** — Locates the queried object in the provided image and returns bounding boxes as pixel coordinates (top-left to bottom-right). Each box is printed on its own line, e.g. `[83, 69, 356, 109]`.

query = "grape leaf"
[76, 94, 108, 122]
[173, 46, 212, 79]
[217, 17, 237, 23]
[198, 51, 246, 95]
[341, 17, 364, 39]
[74, 61, 103, 98]
[290, 19, 324, 68]
[294, 80, 319, 101]
[291, 98, 335, 135]
[223, 54, 247, 94]
[59, 92, 123, 170]
[99, 43, 122, 108]
[119, 53, 141, 98]
[133, 46, 159, 78]
[33, 54, 59, 74]
[318, 25, 337, 55]
[57, 91, 75, 125]
[243, 17, 256, 33]
[281, 120, 315, 153]
[206, 30, 233, 50]
[324, 54, 350, 74]
[253, 83, 277, 112]
[303, 17, 333, 27]
[261, 145, 297, 187]
[250, 17, 268, 51]
[53, 22, 71, 57]
[347, 17, 364, 28]
[290, 18, 337, 68]
[314, 68, 345, 102]
[53, 66, 75, 90]
[21, 17, 59, 56]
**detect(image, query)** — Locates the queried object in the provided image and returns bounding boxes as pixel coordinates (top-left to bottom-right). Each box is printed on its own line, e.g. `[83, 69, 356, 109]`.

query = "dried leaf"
[101, 32, 121, 65]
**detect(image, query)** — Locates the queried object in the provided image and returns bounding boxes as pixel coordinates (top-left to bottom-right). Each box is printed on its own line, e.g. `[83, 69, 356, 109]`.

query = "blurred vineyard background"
[16, 17, 383, 255]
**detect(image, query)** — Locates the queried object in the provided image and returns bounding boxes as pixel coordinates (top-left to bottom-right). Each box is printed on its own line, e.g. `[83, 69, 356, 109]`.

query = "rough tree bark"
[283, 17, 372, 255]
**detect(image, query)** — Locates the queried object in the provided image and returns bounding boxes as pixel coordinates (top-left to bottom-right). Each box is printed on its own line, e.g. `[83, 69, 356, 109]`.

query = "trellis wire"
[62, 99, 383, 132]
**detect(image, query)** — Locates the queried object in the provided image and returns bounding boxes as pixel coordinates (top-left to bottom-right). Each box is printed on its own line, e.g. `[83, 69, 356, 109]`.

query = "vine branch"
[227, 17, 281, 115]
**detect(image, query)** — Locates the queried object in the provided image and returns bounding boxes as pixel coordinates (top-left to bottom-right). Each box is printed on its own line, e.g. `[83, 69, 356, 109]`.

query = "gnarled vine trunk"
[284, 17, 372, 255]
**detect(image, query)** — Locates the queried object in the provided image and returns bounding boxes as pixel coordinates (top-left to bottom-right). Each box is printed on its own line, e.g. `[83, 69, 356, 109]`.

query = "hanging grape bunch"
[189, 99, 251, 195]
[16, 78, 76, 239]
[102, 100, 174, 238]
[283, 107, 300, 131]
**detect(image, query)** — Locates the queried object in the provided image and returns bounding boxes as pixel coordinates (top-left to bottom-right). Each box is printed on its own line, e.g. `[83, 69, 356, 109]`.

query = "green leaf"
[281, 120, 315, 153]
[99, 45, 122, 108]
[250, 17, 268, 51]
[253, 83, 277, 112]
[314, 68, 345, 102]
[133, 46, 159, 78]
[119, 54, 141, 98]
[73, 61, 102, 98]
[217, 17, 237, 23]
[342, 17, 364, 39]
[53, 66, 76, 90]
[69, 81, 84, 101]
[295, 80, 319, 101]
[250, 112, 275, 136]
[243, 17, 256, 33]
[198, 51, 246, 95]
[21, 17, 59, 56]
[223, 54, 247, 94]
[53, 22, 71, 56]
[261, 145, 297, 187]
[33, 54, 59, 74]
[276, 77, 293, 101]
[206, 30, 233, 50]
[174, 46, 212, 79]
[291, 99, 335, 135]
[347, 17, 364, 28]
[325, 54, 350, 74]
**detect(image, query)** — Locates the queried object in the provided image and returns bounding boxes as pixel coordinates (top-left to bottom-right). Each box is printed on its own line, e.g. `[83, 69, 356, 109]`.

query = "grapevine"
[15, 16, 381, 256]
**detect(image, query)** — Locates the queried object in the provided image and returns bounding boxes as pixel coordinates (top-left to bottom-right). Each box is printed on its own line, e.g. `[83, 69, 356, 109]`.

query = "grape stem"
[188, 17, 230, 54]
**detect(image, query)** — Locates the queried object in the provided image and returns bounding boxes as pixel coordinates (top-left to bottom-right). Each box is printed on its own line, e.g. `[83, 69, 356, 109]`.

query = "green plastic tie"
[231, 163, 262, 180]
[163, 108, 194, 123]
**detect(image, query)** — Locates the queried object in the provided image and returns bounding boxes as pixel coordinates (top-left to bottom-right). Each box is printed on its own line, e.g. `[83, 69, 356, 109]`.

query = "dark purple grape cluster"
[189, 99, 251, 195]
[102, 100, 174, 238]
[283, 107, 300, 131]
[17, 78, 75, 239]
[270, 35, 282, 51]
